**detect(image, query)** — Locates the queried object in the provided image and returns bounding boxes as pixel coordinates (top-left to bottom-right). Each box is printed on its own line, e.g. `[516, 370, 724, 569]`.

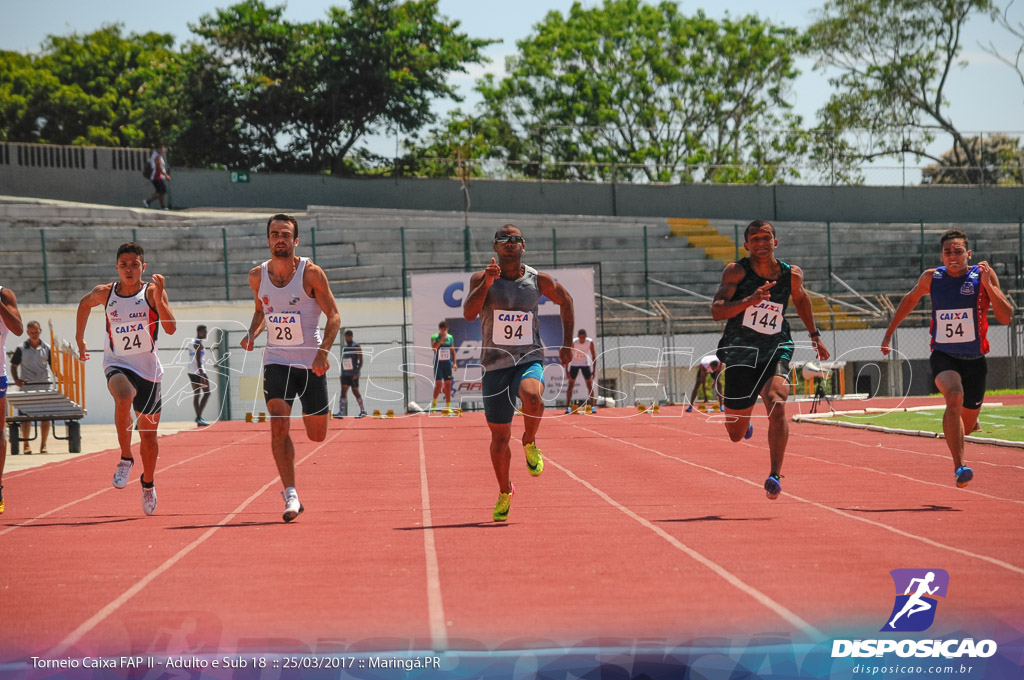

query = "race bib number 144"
[742, 300, 783, 336]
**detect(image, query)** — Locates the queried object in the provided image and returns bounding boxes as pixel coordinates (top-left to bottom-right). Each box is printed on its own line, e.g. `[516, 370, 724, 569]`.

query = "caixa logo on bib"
[831, 569, 997, 659]
[883, 568, 948, 632]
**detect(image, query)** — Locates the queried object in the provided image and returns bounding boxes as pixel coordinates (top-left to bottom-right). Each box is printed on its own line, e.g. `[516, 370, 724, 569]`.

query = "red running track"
[2, 399, 1022, 662]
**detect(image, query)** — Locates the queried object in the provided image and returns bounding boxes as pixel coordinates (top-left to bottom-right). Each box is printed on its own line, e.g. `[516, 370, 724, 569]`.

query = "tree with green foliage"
[175, 0, 493, 173]
[922, 133, 1023, 183]
[981, 0, 1024, 97]
[807, 0, 997, 184]
[0, 25, 183, 147]
[410, 0, 809, 183]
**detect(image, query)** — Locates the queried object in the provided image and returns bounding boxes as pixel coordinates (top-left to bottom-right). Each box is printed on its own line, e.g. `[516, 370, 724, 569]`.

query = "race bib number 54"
[935, 308, 976, 343]
[742, 300, 783, 336]
[493, 310, 532, 346]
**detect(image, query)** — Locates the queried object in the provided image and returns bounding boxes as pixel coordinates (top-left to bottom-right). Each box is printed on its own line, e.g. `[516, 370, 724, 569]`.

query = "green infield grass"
[831, 405, 1024, 442]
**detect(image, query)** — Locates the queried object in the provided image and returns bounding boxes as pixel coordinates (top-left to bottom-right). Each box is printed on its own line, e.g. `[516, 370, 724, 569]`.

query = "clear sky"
[2, 0, 1022, 167]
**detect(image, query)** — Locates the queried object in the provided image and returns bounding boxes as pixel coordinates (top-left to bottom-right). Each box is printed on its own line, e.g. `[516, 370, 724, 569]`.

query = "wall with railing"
[2, 141, 1024, 222]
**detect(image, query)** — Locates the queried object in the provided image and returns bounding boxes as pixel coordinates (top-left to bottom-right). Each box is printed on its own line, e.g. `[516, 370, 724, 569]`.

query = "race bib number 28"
[267, 312, 303, 346]
[935, 308, 976, 344]
[493, 310, 532, 346]
[742, 300, 783, 336]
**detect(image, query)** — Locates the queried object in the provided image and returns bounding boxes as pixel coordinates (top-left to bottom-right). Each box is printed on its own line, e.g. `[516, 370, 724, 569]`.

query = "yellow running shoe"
[524, 441, 544, 476]
[0, 497, 5, 514]
[493, 482, 514, 522]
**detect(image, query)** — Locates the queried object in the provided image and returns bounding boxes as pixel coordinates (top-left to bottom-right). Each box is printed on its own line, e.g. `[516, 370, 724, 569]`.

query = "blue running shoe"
[719, 405, 725, 412]
[744, 423, 754, 439]
[685, 405, 693, 413]
[955, 466, 974, 488]
[764, 474, 781, 500]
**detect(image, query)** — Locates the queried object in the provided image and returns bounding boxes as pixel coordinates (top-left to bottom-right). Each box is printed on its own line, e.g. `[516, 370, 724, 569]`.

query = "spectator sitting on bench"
[11, 320, 55, 454]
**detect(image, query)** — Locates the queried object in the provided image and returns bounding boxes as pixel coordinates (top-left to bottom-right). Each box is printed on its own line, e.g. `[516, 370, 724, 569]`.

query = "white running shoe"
[142, 485, 158, 515]
[113, 458, 135, 489]
[282, 490, 304, 522]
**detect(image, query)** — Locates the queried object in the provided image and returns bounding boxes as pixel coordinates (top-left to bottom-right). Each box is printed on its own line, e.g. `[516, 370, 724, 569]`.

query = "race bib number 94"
[742, 300, 783, 336]
[493, 310, 532, 346]
[935, 308, 976, 344]
[267, 312, 304, 346]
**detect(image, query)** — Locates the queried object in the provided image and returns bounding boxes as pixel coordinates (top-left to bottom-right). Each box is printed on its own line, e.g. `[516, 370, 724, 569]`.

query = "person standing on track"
[686, 353, 724, 413]
[431, 320, 457, 413]
[881, 228, 1011, 488]
[187, 325, 212, 427]
[335, 330, 367, 418]
[0, 283, 25, 514]
[463, 224, 574, 521]
[76, 243, 176, 516]
[711, 219, 829, 500]
[564, 329, 597, 414]
[241, 214, 341, 522]
[11, 320, 55, 452]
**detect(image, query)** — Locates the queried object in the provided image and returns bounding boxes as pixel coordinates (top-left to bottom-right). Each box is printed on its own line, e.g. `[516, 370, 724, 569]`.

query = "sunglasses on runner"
[494, 235, 525, 244]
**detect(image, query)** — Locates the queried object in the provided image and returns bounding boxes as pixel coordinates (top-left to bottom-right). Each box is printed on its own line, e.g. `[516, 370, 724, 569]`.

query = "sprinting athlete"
[76, 243, 176, 515]
[463, 224, 574, 522]
[882, 229, 1011, 488]
[712, 220, 829, 500]
[242, 214, 341, 522]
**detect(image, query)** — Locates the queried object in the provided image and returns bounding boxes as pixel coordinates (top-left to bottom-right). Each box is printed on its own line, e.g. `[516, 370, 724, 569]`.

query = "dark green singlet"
[717, 258, 794, 366]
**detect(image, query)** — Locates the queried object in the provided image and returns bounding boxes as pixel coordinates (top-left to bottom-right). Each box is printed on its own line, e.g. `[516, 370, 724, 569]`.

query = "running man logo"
[881, 569, 949, 632]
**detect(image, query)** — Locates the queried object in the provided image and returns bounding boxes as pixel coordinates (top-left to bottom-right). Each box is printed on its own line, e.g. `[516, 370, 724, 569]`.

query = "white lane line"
[417, 422, 448, 651]
[47, 431, 343, 656]
[575, 423, 1024, 576]
[543, 455, 827, 643]
[5, 423, 225, 480]
[790, 429, 1024, 472]
[0, 431, 265, 538]
[653, 421, 1024, 505]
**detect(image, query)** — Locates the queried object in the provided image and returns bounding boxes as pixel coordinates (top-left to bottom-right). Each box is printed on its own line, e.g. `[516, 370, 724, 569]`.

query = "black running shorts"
[263, 364, 330, 416]
[106, 368, 162, 414]
[930, 351, 986, 410]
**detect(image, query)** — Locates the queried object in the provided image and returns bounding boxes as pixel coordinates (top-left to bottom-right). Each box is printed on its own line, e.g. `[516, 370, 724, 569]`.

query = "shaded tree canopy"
[921, 133, 1023, 183]
[807, 0, 998, 183]
[0, 0, 493, 173]
[408, 0, 809, 184]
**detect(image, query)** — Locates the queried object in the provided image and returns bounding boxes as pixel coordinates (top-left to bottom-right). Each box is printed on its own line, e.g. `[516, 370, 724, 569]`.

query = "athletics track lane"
[1, 405, 1021, 663]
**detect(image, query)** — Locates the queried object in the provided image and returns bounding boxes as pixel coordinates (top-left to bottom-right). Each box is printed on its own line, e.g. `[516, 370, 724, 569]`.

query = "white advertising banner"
[411, 268, 597, 405]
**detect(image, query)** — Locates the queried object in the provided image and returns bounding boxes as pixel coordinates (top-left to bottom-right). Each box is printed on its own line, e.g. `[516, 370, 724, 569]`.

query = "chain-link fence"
[211, 325, 408, 420]
[187, 306, 1022, 421]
